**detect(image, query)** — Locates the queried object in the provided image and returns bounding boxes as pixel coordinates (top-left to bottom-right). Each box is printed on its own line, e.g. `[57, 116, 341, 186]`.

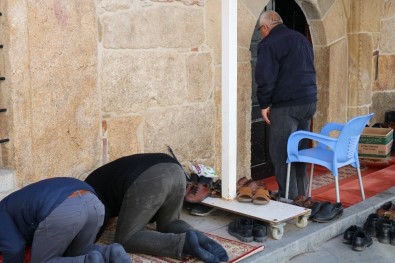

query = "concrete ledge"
[243, 186, 395, 263]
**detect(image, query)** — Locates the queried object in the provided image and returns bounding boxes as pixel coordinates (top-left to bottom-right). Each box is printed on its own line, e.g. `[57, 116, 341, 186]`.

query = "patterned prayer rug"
[0, 220, 263, 263]
[97, 218, 264, 263]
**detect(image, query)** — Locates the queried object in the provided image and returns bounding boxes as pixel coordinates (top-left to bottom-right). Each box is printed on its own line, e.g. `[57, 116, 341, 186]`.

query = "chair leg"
[308, 164, 314, 197]
[335, 175, 340, 203]
[356, 167, 366, 200]
[285, 163, 291, 200]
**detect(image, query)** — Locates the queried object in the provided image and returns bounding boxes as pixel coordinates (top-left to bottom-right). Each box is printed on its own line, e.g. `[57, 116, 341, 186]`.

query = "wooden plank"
[201, 197, 310, 224]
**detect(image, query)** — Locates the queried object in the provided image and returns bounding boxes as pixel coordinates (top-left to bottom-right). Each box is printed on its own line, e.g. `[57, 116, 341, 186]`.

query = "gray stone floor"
[182, 186, 395, 263]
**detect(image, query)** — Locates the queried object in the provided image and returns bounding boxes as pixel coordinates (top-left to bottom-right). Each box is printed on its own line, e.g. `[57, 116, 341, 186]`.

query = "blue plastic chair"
[285, 113, 374, 203]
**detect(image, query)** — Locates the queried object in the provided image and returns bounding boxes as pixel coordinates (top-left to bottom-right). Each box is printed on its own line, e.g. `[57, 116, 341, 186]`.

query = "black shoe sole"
[228, 230, 254, 242]
[312, 210, 343, 223]
[352, 240, 373, 252]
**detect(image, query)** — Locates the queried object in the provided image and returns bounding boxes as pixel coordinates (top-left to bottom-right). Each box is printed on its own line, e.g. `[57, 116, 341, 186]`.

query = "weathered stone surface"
[320, 0, 346, 45]
[238, 2, 258, 49]
[379, 16, 395, 53]
[97, 0, 133, 12]
[308, 20, 326, 46]
[372, 91, 395, 123]
[348, 107, 371, 121]
[313, 39, 348, 130]
[376, 55, 395, 91]
[101, 6, 204, 49]
[5, 1, 100, 185]
[348, 0, 384, 33]
[205, 0, 221, 64]
[295, 0, 335, 20]
[101, 50, 186, 113]
[328, 39, 348, 123]
[144, 103, 216, 164]
[383, 0, 395, 18]
[240, 0, 268, 19]
[186, 53, 213, 102]
[213, 66, 222, 174]
[348, 33, 373, 106]
[237, 62, 252, 178]
[106, 116, 142, 161]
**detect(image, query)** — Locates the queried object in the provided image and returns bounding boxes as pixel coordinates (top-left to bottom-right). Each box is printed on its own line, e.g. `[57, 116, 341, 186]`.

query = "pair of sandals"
[236, 177, 271, 205]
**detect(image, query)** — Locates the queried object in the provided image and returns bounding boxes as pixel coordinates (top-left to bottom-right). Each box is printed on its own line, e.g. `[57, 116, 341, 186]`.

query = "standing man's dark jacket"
[255, 24, 317, 109]
[0, 177, 94, 263]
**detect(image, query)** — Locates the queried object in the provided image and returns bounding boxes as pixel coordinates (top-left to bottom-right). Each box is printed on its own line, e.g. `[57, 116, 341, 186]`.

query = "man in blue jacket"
[0, 177, 132, 263]
[85, 153, 228, 263]
[255, 10, 317, 200]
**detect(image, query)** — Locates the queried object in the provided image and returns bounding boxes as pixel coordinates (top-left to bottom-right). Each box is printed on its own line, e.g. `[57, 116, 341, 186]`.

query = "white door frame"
[221, 0, 238, 200]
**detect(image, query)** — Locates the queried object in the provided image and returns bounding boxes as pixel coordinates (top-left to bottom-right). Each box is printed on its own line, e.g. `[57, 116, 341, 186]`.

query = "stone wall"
[1, 0, 395, 187]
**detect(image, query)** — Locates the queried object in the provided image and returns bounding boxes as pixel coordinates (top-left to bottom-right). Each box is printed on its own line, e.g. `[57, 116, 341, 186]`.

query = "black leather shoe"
[309, 201, 329, 219]
[390, 221, 395, 246]
[312, 202, 343, 222]
[352, 228, 373, 252]
[363, 213, 379, 237]
[253, 222, 267, 242]
[377, 218, 392, 244]
[343, 225, 360, 244]
[228, 217, 254, 242]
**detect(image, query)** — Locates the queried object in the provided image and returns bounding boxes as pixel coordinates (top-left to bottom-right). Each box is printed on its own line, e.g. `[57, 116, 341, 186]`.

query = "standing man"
[255, 10, 317, 200]
[85, 153, 228, 263]
[0, 177, 132, 263]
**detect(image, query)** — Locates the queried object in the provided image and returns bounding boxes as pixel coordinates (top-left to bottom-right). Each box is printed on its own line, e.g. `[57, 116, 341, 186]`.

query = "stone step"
[0, 168, 16, 200]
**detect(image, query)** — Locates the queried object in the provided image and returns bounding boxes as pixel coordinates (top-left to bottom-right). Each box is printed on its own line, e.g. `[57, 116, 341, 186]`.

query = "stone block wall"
[1, 0, 395, 188]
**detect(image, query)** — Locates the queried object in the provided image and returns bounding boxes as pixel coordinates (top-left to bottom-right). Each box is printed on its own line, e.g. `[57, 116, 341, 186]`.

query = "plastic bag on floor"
[191, 164, 218, 178]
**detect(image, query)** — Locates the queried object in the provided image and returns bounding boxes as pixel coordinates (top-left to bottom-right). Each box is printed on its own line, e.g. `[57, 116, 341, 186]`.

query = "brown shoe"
[377, 201, 395, 218]
[184, 182, 211, 203]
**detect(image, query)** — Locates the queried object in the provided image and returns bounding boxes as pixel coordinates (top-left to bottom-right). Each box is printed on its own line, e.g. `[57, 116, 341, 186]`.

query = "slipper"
[292, 195, 307, 207]
[236, 177, 249, 192]
[253, 188, 271, 205]
[237, 186, 253, 202]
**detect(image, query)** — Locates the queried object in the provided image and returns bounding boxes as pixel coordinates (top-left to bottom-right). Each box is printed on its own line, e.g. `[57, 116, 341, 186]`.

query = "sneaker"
[228, 217, 254, 242]
[190, 204, 216, 216]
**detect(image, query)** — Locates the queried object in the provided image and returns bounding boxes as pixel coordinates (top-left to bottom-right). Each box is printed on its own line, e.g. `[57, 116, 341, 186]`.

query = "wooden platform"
[202, 197, 311, 239]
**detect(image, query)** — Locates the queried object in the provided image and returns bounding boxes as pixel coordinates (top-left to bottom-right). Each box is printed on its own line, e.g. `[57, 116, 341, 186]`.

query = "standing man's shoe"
[311, 202, 343, 222]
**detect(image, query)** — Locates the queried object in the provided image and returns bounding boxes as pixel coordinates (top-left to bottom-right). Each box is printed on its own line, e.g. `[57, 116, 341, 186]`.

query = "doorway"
[250, 0, 310, 180]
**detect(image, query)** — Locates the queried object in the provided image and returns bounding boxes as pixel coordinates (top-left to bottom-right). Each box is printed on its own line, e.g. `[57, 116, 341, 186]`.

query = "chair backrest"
[334, 113, 374, 163]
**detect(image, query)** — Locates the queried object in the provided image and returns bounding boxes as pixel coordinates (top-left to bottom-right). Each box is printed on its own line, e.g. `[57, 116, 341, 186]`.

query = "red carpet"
[312, 164, 395, 207]
[261, 160, 395, 208]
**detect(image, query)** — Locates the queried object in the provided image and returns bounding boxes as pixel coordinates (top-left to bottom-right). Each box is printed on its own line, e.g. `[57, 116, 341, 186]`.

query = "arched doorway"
[250, 0, 310, 180]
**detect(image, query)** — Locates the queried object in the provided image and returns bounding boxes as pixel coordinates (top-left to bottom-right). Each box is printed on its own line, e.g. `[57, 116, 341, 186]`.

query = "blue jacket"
[255, 24, 317, 109]
[0, 177, 95, 263]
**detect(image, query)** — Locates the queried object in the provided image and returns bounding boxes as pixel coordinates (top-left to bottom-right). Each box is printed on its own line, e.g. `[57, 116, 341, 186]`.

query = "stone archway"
[236, 0, 351, 179]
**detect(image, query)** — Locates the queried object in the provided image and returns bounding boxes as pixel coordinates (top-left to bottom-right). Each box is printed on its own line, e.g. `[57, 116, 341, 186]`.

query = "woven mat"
[310, 165, 367, 190]
[97, 218, 264, 263]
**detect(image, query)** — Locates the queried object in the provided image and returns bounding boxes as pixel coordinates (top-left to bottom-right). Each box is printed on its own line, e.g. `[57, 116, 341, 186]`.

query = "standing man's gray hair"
[258, 10, 283, 29]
